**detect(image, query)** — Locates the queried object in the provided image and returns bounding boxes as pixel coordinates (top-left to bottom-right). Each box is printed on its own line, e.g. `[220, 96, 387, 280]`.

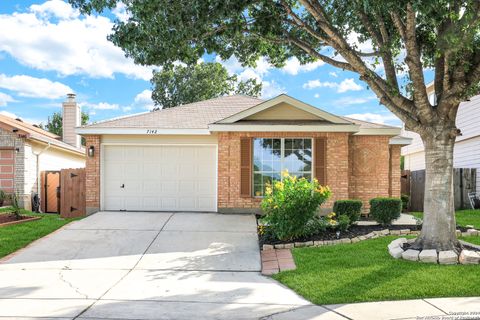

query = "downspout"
[34, 142, 51, 212]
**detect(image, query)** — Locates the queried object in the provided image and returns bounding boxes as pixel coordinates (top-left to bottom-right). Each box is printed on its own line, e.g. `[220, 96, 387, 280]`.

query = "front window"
[253, 138, 312, 197]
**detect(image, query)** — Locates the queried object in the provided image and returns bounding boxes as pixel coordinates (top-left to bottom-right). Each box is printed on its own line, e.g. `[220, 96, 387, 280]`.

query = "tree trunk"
[412, 132, 461, 252]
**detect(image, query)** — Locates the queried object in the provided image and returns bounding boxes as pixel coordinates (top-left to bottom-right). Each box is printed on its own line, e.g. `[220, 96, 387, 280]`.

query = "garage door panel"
[103, 145, 217, 212]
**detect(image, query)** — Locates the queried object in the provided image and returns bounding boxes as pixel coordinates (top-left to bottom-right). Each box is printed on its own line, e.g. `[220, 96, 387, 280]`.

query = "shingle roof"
[82, 94, 398, 131]
[0, 114, 84, 155]
[85, 95, 264, 129]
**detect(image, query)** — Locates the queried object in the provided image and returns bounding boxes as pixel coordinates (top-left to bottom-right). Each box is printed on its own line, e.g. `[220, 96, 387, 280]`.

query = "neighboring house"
[0, 94, 85, 210]
[77, 94, 411, 214]
[402, 84, 480, 192]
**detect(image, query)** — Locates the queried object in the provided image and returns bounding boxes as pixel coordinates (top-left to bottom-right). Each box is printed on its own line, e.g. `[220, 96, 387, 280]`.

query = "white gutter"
[33, 142, 51, 212]
[76, 127, 211, 135]
[208, 124, 361, 132]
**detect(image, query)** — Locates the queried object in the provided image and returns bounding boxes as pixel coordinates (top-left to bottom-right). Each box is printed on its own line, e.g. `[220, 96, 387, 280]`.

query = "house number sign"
[146, 129, 158, 134]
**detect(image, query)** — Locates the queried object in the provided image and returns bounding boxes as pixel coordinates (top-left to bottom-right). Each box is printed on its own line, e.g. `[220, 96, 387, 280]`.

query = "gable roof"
[0, 114, 84, 155]
[77, 94, 401, 136]
[216, 94, 352, 124]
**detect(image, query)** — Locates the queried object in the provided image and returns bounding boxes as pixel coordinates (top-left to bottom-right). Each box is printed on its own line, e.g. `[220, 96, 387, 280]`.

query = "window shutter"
[240, 138, 252, 197]
[314, 138, 327, 185]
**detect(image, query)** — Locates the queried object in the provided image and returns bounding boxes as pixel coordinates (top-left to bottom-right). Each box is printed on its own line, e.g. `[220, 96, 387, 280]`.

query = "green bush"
[301, 216, 329, 238]
[401, 194, 410, 212]
[333, 199, 363, 223]
[337, 214, 350, 232]
[369, 197, 402, 225]
[261, 171, 332, 241]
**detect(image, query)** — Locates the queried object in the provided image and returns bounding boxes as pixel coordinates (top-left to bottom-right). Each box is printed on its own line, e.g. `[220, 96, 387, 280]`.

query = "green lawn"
[0, 208, 79, 259]
[273, 236, 480, 305]
[411, 209, 480, 228]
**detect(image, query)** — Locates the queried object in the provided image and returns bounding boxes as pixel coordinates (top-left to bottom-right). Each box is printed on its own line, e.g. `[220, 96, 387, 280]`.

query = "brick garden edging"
[0, 216, 41, 228]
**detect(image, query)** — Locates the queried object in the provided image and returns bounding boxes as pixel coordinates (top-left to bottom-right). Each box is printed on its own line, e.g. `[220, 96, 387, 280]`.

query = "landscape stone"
[358, 236, 367, 241]
[466, 225, 475, 229]
[340, 238, 351, 244]
[294, 242, 305, 248]
[439, 251, 458, 264]
[391, 230, 401, 235]
[400, 229, 411, 235]
[402, 249, 420, 261]
[263, 244, 274, 251]
[284, 243, 294, 249]
[313, 240, 324, 246]
[459, 250, 480, 264]
[381, 229, 390, 235]
[304, 241, 314, 247]
[389, 246, 404, 259]
[456, 230, 462, 237]
[274, 244, 285, 249]
[351, 237, 360, 243]
[419, 249, 438, 263]
[466, 229, 479, 236]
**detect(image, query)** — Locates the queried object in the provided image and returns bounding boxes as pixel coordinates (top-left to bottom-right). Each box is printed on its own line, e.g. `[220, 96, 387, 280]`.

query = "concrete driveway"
[0, 211, 315, 320]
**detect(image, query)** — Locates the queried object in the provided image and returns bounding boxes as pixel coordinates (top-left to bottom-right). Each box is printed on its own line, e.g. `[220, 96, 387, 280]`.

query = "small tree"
[41, 112, 89, 145]
[151, 62, 261, 109]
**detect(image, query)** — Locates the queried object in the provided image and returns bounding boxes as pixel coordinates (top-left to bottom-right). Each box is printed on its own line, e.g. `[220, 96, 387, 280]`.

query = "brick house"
[77, 94, 411, 214]
[0, 95, 85, 210]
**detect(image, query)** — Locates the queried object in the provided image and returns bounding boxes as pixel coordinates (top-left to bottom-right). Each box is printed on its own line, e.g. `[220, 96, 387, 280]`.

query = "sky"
[0, 0, 410, 127]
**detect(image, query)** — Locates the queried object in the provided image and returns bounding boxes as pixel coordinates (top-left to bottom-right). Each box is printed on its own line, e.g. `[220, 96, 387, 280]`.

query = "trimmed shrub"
[332, 200, 363, 223]
[261, 170, 332, 241]
[401, 194, 410, 212]
[337, 214, 350, 232]
[369, 197, 402, 225]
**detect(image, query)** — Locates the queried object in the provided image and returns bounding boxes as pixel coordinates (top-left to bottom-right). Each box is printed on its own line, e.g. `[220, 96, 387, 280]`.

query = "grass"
[0, 208, 79, 259]
[411, 209, 480, 228]
[273, 235, 480, 305]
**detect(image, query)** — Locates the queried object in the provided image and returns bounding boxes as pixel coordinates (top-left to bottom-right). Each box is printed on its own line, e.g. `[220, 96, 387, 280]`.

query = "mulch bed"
[258, 222, 421, 247]
[0, 213, 40, 227]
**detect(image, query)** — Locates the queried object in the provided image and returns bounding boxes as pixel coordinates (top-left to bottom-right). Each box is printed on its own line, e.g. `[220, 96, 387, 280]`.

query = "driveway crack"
[58, 269, 89, 299]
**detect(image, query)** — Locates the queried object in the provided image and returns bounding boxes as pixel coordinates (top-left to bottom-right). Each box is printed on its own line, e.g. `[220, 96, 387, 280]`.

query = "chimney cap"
[66, 93, 76, 102]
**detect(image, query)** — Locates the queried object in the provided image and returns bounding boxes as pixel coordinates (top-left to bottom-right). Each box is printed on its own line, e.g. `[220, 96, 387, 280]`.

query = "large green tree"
[152, 62, 261, 108]
[71, 0, 480, 251]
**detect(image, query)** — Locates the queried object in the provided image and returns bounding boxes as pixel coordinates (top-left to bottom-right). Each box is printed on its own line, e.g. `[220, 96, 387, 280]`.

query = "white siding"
[402, 94, 480, 192]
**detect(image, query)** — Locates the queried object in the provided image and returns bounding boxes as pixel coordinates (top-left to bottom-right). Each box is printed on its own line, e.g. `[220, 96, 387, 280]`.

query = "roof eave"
[354, 127, 402, 136]
[208, 123, 360, 132]
[76, 127, 212, 135]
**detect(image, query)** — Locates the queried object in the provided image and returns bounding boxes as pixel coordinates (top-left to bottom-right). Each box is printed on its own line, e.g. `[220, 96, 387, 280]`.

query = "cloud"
[261, 80, 285, 99]
[345, 112, 400, 125]
[122, 106, 132, 112]
[303, 78, 362, 93]
[0, 74, 72, 99]
[282, 57, 324, 75]
[80, 102, 119, 110]
[0, 1, 153, 80]
[314, 93, 320, 98]
[329, 72, 338, 78]
[334, 96, 377, 106]
[303, 80, 337, 89]
[134, 89, 155, 110]
[0, 92, 17, 107]
[112, 2, 130, 22]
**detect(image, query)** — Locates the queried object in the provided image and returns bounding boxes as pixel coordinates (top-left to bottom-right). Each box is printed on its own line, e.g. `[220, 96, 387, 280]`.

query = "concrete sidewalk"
[264, 297, 480, 320]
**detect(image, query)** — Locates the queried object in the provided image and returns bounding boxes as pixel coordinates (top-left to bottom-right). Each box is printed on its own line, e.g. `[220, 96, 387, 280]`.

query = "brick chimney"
[62, 93, 81, 148]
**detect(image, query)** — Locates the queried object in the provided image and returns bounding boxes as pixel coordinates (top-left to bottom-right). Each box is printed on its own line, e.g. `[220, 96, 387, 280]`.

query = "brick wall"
[85, 135, 100, 214]
[0, 128, 26, 207]
[217, 132, 350, 211]
[218, 132, 400, 213]
[389, 145, 402, 198]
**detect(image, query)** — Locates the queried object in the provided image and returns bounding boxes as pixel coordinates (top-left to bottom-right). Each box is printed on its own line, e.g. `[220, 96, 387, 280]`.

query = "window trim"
[252, 137, 314, 198]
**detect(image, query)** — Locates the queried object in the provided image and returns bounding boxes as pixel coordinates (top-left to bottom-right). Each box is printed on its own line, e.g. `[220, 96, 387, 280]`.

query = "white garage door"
[103, 145, 217, 212]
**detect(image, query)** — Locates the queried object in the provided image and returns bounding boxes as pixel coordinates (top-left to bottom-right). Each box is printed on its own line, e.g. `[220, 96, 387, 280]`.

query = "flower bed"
[0, 213, 41, 227]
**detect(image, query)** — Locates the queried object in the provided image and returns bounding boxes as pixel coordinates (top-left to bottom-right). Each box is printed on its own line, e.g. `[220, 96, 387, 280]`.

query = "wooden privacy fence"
[402, 168, 477, 212]
[41, 168, 86, 218]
